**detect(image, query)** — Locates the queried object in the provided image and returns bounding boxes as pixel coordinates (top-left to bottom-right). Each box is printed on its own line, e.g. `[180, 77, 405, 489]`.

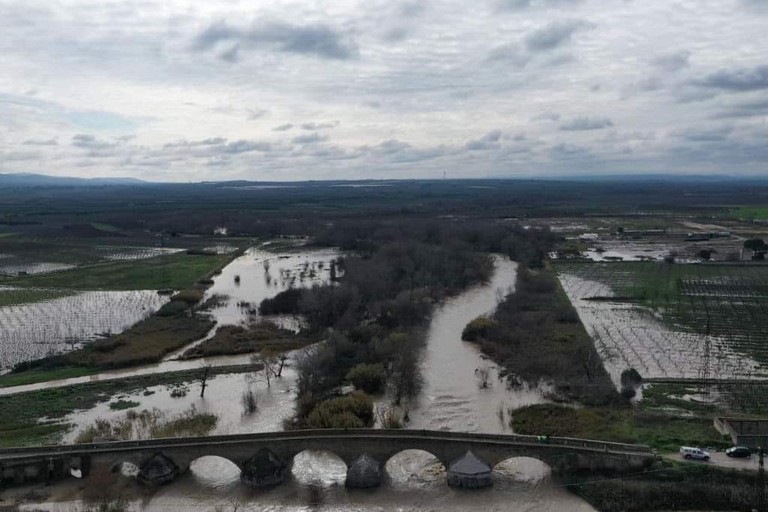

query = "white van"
[679, 446, 710, 461]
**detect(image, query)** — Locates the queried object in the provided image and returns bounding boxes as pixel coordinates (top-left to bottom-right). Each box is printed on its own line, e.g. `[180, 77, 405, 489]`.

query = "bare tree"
[199, 364, 212, 398]
[251, 348, 288, 389]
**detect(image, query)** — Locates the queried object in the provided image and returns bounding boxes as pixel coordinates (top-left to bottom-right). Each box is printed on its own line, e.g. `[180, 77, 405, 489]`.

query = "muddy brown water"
[13, 254, 597, 511]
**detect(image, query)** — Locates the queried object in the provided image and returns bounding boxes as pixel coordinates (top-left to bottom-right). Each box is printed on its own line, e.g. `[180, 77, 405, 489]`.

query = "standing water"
[17, 255, 596, 511]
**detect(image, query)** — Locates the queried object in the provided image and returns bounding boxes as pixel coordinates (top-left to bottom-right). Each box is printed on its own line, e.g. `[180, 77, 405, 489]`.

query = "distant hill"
[0, 173, 145, 187]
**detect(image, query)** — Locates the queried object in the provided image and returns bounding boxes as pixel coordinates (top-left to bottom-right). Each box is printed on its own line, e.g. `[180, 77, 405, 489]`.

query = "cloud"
[193, 20, 358, 60]
[247, 108, 269, 120]
[221, 139, 271, 153]
[678, 126, 732, 142]
[22, 138, 57, 146]
[487, 44, 530, 67]
[696, 65, 768, 92]
[713, 98, 768, 118]
[71, 134, 117, 149]
[499, 0, 584, 9]
[524, 20, 593, 52]
[292, 132, 328, 144]
[532, 111, 561, 122]
[560, 116, 613, 130]
[652, 51, 691, 72]
[273, 124, 294, 131]
[466, 130, 503, 150]
[300, 121, 337, 130]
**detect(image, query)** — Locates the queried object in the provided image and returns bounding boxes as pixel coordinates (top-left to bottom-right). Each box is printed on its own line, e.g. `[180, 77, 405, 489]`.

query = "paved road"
[668, 451, 759, 471]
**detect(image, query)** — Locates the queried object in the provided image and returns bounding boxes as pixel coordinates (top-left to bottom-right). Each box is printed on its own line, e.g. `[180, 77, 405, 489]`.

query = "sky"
[0, 0, 767, 182]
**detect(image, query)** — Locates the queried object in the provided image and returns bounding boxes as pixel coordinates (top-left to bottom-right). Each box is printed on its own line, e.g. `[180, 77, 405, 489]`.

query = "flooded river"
[12, 253, 596, 511]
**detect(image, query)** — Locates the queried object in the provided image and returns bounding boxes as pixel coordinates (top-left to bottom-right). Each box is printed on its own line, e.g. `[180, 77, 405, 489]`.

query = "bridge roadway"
[0, 429, 656, 489]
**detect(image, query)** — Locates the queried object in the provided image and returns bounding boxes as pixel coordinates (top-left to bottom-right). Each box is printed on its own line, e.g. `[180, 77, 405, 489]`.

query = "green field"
[733, 206, 768, 220]
[0, 287, 76, 306]
[0, 252, 231, 290]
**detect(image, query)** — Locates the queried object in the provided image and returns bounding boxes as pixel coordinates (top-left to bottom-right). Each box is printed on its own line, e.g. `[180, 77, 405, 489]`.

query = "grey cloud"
[679, 126, 732, 142]
[696, 65, 768, 92]
[22, 138, 57, 146]
[713, 98, 768, 118]
[300, 121, 337, 130]
[247, 108, 269, 120]
[499, 0, 583, 9]
[487, 44, 530, 67]
[532, 111, 561, 122]
[292, 132, 327, 144]
[193, 20, 358, 60]
[2, 150, 39, 161]
[560, 116, 613, 130]
[219, 45, 239, 63]
[202, 137, 226, 145]
[652, 51, 690, 72]
[273, 124, 294, 131]
[71, 134, 117, 149]
[466, 130, 503, 151]
[221, 140, 271, 154]
[525, 20, 593, 52]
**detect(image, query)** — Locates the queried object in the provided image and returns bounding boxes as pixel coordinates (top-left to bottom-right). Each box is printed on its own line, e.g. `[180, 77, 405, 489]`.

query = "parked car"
[726, 446, 752, 458]
[680, 446, 710, 461]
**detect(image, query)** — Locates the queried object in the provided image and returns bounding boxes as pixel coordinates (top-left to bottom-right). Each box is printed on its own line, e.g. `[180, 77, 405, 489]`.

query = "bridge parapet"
[0, 429, 656, 489]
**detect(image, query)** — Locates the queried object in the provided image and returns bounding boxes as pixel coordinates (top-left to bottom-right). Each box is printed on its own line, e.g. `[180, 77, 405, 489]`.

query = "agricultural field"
[555, 261, 768, 388]
[0, 234, 241, 371]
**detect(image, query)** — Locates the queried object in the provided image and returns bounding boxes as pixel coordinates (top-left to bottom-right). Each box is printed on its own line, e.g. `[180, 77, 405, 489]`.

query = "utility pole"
[758, 442, 766, 512]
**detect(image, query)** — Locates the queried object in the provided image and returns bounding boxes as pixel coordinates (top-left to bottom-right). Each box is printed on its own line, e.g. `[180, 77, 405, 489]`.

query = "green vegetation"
[469, 265, 617, 404]
[305, 392, 374, 429]
[569, 461, 760, 512]
[345, 363, 387, 393]
[0, 287, 75, 307]
[0, 365, 250, 447]
[0, 252, 231, 290]
[108, 399, 140, 410]
[511, 403, 729, 452]
[733, 206, 768, 220]
[181, 320, 314, 359]
[75, 406, 217, 443]
[0, 366, 99, 388]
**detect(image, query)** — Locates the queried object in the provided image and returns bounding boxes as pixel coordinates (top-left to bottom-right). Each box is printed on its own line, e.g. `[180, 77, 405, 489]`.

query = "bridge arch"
[189, 456, 242, 487]
[384, 449, 447, 486]
[291, 449, 347, 486]
[492, 456, 552, 485]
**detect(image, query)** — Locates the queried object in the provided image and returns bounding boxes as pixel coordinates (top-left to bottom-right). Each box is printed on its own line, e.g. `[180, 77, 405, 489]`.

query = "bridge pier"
[241, 448, 288, 488]
[346, 454, 383, 489]
[447, 451, 493, 489]
[137, 453, 181, 486]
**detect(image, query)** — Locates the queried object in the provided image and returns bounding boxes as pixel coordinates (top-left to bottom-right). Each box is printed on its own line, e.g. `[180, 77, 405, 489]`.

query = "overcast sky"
[1, 0, 767, 181]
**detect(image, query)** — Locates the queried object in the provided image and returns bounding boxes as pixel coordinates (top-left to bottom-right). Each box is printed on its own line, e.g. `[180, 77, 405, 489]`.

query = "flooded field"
[556, 262, 768, 387]
[0, 290, 168, 371]
[0, 260, 76, 275]
[14, 255, 596, 511]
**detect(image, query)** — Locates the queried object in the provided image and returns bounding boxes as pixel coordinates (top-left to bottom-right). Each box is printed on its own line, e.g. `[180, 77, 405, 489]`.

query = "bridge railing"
[0, 429, 654, 459]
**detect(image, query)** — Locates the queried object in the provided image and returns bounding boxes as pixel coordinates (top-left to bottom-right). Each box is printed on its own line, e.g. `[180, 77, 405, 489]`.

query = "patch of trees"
[276, 219, 558, 428]
[465, 266, 619, 405]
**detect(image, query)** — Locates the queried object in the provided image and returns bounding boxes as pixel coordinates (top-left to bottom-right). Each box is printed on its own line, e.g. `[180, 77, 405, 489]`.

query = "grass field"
[0, 252, 231, 290]
[0, 287, 75, 306]
[733, 206, 768, 220]
[0, 367, 99, 388]
[511, 403, 730, 452]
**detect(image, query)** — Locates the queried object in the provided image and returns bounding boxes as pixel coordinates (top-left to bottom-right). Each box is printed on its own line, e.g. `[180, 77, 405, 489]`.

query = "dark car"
[725, 446, 752, 458]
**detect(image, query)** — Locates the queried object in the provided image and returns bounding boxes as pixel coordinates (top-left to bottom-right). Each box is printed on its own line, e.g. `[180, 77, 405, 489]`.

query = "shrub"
[305, 392, 373, 429]
[241, 388, 258, 415]
[461, 316, 499, 342]
[345, 364, 386, 393]
[621, 368, 643, 388]
[172, 289, 204, 305]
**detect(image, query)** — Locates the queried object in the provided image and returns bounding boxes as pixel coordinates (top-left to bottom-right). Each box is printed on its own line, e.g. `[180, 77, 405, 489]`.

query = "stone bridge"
[0, 429, 656, 489]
